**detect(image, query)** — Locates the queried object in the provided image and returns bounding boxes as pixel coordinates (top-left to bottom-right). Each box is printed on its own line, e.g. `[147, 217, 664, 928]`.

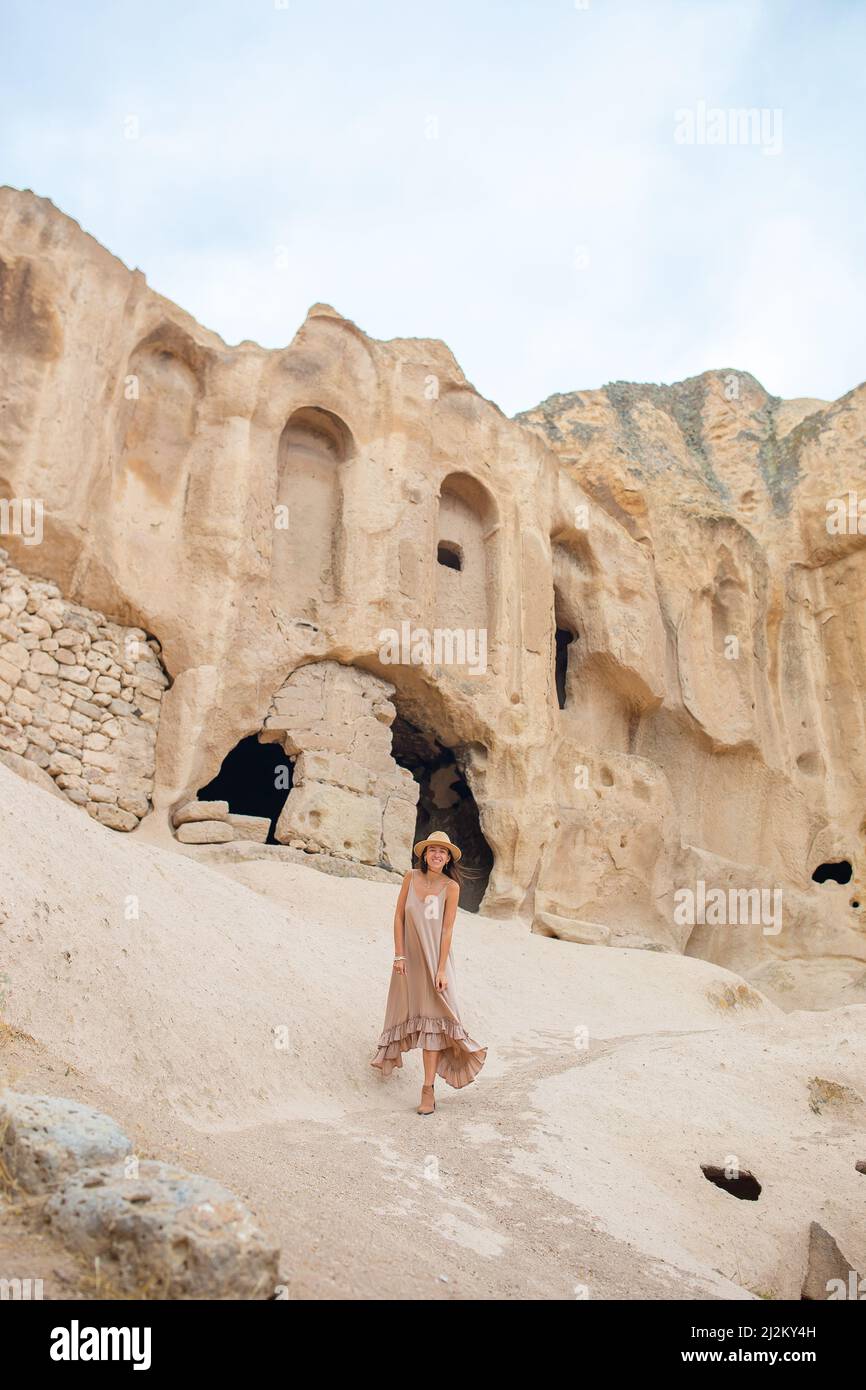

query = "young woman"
[370, 830, 487, 1114]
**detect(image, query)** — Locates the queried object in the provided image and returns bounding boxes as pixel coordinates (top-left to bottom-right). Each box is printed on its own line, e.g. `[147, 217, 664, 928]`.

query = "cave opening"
[390, 713, 493, 913]
[437, 540, 462, 571]
[198, 734, 293, 844]
[811, 860, 853, 885]
[701, 1164, 762, 1201]
[555, 627, 575, 709]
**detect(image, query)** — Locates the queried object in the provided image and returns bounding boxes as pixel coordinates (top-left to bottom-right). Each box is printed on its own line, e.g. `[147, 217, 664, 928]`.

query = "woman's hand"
[393, 958, 406, 975]
[435, 970, 447, 992]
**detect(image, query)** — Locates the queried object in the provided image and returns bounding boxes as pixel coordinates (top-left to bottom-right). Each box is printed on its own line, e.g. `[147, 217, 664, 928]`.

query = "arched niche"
[435, 472, 497, 648]
[274, 406, 353, 617]
[114, 328, 203, 509]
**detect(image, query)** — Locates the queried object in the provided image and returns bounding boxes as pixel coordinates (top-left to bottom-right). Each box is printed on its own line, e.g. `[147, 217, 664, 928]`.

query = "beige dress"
[370, 871, 487, 1088]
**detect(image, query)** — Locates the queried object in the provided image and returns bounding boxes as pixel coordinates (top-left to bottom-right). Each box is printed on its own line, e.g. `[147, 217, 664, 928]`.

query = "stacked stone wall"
[0, 550, 166, 830]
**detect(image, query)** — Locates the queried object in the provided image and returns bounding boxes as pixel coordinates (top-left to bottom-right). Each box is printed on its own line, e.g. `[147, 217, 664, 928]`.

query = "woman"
[370, 830, 487, 1114]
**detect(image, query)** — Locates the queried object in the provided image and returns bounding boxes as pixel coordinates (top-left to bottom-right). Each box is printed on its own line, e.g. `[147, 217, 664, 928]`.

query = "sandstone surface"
[1, 186, 865, 1005]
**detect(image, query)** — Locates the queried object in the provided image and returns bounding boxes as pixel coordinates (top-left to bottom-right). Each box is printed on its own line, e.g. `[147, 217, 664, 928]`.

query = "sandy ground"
[1, 763, 864, 1300]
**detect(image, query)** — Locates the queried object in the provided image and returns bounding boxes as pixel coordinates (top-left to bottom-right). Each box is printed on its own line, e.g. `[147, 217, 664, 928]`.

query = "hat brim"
[413, 838, 462, 862]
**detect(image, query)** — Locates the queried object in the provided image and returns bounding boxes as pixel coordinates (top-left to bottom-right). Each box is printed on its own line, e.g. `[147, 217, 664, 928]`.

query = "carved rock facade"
[1, 186, 865, 1006]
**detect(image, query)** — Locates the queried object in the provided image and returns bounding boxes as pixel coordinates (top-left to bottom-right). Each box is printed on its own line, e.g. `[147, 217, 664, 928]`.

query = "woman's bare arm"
[393, 871, 411, 962]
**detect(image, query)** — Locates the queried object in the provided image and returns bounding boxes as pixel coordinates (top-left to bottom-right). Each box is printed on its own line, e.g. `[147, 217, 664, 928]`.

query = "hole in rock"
[811, 861, 853, 885]
[437, 540, 462, 571]
[554, 627, 575, 710]
[390, 713, 493, 913]
[797, 751, 823, 776]
[701, 1164, 762, 1201]
[198, 735, 292, 845]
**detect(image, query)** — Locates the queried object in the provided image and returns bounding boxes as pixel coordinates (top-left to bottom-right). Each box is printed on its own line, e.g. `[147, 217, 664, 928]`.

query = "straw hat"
[413, 829, 462, 862]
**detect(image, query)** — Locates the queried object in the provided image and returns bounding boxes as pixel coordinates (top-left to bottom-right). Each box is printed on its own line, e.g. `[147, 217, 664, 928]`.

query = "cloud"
[2, 0, 864, 413]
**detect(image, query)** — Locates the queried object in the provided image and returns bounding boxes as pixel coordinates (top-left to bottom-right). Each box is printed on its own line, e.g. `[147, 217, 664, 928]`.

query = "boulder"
[532, 912, 611, 945]
[275, 779, 381, 864]
[0, 1091, 132, 1194]
[45, 1159, 280, 1299]
[801, 1221, 863, 1301]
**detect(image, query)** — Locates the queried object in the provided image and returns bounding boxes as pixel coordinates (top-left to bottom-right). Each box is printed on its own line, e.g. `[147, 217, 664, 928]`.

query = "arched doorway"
[198, 735, 293, 844]
[390, 713, 493, 913]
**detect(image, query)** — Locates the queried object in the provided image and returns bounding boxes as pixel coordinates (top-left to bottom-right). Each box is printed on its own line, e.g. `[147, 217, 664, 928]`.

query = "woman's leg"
[422, 1049, 438, 1085]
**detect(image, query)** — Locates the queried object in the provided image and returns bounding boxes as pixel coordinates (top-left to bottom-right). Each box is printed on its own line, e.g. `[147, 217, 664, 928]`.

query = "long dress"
[370, 871, 487, 1089]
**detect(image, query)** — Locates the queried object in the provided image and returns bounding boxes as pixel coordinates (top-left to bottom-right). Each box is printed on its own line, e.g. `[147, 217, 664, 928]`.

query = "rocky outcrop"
[516, 376, 866, 1005]
[1, 185, 865, 1005]
[801, 1221, 863, 1301]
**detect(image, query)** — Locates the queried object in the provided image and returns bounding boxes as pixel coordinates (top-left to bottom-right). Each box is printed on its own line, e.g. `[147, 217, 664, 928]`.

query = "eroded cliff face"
[516, 376, 866, 1004]
[1, 185, 864, 1007]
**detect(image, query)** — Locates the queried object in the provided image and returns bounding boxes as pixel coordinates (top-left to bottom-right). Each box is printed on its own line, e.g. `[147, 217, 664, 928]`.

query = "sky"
[2, 0, 864, 415]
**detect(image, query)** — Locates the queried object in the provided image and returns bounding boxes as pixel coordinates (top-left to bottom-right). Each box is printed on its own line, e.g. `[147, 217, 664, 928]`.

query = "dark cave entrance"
[811, 860, 852, 885]
[437, 540, 462, 571]
[700, 1164, 762, 1201]
[555, 626, 576, 709]
[553, 580, 579, 711]
[390, 714, 493, 913]
[198, 734, 293, 844]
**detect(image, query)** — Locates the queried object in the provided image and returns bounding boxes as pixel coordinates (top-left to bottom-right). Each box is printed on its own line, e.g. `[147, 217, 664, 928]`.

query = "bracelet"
[393, 955, 406, 961]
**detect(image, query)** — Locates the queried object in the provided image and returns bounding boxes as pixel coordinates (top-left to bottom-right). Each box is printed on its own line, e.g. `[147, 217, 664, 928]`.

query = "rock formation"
[0, 1089, 279, 1297]
[1, 184, 865, 1007]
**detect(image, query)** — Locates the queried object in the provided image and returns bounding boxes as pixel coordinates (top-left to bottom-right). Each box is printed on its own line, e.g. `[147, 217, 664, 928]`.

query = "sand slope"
[2, 763, 864, 1299]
